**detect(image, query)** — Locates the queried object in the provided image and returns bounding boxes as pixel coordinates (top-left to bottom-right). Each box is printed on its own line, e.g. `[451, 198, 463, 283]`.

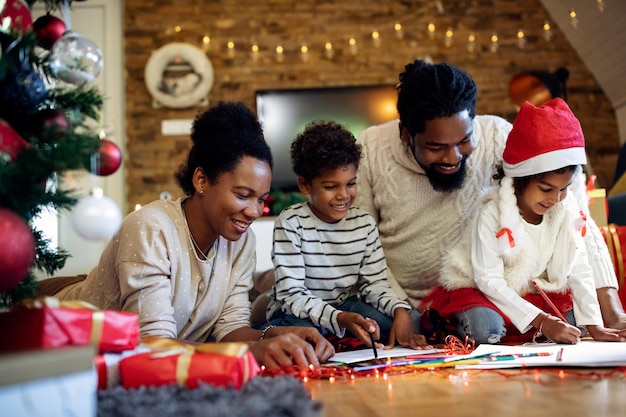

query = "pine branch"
[35, 0, 81, 13]
[0, 273, 37, 310]
[33, 228, 69, 276]
[0, 0, 108, 306]
[50, 86, 105, 123]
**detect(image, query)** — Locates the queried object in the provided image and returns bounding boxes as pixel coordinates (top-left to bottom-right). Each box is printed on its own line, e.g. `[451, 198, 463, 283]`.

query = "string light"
[542, 21, 552, 42]
[444, 27, 453, 48]
[262, 357, 626, 383]
[300, 44, 310, 63]
[569, 9, 578, 29]
[257, 336, 620, 383]
[226, 40, 235, 59]
[394, 22, 404, 40]
[371, 30, 381, 48]
[251, 43, 260, 62]
[596, 0, 606, 12]
[467, 31, 476, 53]
[516, 28, 526, 49]
[275, 45, 284, 63]
[490, 32, 499, 53]
[174, 25, 182, 33]
[427, 22, 436, 40]
[184, 10, 585, 65]
[324, 41, 334, 59]
[202, 34, 210, 51]
[348, 37, 358, 56]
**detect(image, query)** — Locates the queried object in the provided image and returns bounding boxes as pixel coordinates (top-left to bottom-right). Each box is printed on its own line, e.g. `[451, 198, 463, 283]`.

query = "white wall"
[249, 217, 275, 273]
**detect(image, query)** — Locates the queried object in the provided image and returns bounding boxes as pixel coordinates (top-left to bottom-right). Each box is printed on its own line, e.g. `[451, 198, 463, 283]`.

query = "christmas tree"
[0, 0, 117, 308]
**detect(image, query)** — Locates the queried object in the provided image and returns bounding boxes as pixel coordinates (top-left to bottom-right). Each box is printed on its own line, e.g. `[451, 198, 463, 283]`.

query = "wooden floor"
[306, 367, 626, 417]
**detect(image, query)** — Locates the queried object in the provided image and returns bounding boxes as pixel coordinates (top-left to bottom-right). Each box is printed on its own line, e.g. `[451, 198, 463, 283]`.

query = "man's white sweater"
[355, 116, 618, 306]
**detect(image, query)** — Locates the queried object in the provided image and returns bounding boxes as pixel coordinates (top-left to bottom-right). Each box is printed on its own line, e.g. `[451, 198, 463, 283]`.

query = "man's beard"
[421, 158, 468, 192]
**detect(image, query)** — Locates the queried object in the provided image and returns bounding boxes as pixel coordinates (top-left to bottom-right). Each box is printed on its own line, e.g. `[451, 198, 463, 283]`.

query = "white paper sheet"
[456, 341, 626, 369]
[328, 346, 444, 364]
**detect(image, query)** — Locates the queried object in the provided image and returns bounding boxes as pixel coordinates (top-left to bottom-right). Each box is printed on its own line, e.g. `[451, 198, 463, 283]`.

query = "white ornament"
[49, 30, 103, 86]
[71, 187, 122, 241]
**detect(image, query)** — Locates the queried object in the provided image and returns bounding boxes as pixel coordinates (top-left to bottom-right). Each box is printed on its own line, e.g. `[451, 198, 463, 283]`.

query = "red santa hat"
[496, 98, 588, 256]
[502, 98, 587, 177]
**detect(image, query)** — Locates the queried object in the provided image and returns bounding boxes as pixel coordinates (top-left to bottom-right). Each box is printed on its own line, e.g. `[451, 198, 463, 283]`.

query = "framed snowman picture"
[144, 42, 214, 109]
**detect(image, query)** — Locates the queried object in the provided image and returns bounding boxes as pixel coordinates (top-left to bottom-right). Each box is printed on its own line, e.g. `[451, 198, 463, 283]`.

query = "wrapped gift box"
[600, 224, 626, 306]
[588, 188, 608, 227]
[94, 345, 152, 390]
[0, 298, 140, 353]
[119, 340, 260, 389]
[0, 346, 96, 417]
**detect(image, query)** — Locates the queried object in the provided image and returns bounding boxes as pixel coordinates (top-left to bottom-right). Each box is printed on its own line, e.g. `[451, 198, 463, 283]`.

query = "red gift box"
[119, 339, 260, 389]
[600, 224, 626, 306]
[0, 297, 140, 353]
[95, 346, 151, 389]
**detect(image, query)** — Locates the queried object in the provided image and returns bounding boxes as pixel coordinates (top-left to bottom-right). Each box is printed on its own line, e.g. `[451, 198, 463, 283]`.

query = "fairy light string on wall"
[160, 2, 604, 64]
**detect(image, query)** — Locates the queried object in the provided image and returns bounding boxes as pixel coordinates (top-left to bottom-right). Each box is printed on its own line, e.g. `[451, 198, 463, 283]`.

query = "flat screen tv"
[255, 85, 399, 191]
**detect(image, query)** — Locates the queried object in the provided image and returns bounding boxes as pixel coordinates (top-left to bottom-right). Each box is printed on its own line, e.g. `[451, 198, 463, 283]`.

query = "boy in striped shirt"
[265, 121, 430, 350]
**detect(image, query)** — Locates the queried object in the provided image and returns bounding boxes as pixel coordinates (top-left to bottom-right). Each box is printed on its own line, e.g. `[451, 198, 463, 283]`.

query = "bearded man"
[354, 59, 626, 330]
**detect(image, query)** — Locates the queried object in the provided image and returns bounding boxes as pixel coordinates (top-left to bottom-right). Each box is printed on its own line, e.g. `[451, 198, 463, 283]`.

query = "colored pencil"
[532, 280, 568, 322]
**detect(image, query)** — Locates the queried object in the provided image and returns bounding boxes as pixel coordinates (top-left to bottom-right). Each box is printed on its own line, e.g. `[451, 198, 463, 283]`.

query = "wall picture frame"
[144, 42, 214, 109]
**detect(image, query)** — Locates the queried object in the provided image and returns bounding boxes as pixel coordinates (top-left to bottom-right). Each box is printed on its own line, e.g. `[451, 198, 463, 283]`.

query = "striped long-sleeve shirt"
[266, 202, 411, 337]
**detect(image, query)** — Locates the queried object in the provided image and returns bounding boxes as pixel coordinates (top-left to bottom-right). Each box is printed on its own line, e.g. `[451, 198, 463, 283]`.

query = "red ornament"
[38, 109, 70, 137]
[0, 208, 35, 292]
[0, 0, 33, 35]
[33, 14, 67, 50]
[0, 118, 28, 162]
[94, 138, 123, 176]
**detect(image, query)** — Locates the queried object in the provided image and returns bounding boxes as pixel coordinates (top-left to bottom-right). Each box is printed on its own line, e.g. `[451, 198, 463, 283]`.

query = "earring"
[200, 190, 204, 195]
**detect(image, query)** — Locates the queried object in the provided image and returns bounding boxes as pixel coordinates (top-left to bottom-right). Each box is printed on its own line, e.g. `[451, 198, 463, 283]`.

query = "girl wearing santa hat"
[420, 98, 626, 345]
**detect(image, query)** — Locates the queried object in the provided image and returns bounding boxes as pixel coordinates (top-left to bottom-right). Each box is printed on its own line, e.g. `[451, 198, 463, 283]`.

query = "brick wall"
[124, 0, 620, 210]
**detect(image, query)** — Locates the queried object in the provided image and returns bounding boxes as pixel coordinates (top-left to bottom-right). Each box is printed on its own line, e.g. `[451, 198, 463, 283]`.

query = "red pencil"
[531, 280, 567, 322]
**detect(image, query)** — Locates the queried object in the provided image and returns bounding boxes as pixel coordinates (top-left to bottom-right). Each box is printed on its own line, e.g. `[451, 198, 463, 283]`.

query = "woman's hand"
[250, 326, 335, 369]
[386, 308, 432, 350]
[586, 325, 626, 342]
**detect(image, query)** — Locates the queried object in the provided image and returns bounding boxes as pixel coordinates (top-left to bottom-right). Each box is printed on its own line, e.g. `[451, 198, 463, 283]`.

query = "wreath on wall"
[144, 42, 214, 109]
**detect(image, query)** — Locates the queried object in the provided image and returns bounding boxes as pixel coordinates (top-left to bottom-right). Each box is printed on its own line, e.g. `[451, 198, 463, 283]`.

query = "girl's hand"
[337, 312, 383, 349]
[586, 325, 626, 342]
[541, 316, 581, 344]
[386, 308, 432, 350]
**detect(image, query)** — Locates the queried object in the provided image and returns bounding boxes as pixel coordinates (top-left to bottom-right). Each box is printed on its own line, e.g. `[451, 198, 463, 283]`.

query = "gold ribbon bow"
[141, 336, 251, 387]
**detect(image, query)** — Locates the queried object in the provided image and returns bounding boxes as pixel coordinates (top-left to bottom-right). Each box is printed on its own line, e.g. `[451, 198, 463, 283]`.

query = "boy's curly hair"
[290, 121, 362, 183]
